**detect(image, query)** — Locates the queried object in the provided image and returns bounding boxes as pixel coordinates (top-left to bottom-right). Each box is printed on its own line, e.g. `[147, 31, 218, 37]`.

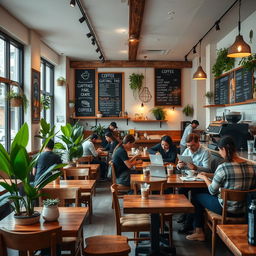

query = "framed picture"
[31, 69, 40, 123]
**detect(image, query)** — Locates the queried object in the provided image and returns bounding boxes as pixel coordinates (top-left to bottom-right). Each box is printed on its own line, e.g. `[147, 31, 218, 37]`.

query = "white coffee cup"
[186, 170, 194, 177]
[131, 148, 136, 154]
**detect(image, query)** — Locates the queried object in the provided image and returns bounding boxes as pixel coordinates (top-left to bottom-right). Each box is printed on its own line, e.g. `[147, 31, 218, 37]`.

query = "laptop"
[148, 154, 167, 178]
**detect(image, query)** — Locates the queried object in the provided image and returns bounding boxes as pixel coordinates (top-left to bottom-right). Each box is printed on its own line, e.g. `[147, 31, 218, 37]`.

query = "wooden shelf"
[71, 116, 130, 125]
[204, 99, 256, 108]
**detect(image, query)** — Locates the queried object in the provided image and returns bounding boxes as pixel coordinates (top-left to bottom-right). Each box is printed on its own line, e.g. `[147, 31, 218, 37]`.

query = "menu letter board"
[155, 68, 181, 106]
[214, 74, 229, 104]
[235, 68, 253, 103]
[75, 69, 95, 116]
[98, 72, 123, 117]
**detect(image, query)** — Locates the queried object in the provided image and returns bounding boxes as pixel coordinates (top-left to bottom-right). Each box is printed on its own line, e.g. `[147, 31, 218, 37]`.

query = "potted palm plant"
[91, 123, 105, 137]
[0, 123, 64, 225]
[151, 107, 166, 120]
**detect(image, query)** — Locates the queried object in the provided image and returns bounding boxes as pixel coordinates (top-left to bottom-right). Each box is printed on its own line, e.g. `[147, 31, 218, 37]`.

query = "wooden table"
[0, 179, 22, 196]
[123, 194, 194, 255]
[134, 162, 176, 171]
[217, 224, 256, 256]
[0, 207, 88, 237]
[128, 151, 150, 160]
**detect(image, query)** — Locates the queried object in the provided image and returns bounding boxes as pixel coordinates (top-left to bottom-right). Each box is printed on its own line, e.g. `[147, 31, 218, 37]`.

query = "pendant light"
[193, 41, 207, 80]
[227, 0, 251, 58]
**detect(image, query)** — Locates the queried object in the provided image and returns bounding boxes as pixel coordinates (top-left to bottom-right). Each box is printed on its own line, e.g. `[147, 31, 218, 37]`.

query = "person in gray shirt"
[180, 120, 199, 154]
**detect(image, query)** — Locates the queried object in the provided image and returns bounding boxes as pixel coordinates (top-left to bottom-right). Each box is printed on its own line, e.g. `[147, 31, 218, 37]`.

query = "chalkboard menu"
[214, 74, 229, 104]
[155, 68, 181, 106]
[75, 69, 95, 116]
[235, 68, 253, 103]
[98, 72, 123, 117]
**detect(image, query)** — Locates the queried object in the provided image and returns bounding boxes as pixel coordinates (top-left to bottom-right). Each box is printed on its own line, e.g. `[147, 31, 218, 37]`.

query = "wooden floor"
[84, 181, 233, 256]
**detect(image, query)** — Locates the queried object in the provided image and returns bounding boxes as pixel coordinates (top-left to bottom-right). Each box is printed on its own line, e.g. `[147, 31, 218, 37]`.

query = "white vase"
[42, 205, 59, 222]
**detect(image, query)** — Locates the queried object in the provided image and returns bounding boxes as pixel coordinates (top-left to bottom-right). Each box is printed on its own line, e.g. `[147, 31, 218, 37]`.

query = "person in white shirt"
[180, 120, 199, 154]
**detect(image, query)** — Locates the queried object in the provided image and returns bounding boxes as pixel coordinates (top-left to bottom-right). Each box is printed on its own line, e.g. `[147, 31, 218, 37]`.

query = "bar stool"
[84, 235, 131, 256]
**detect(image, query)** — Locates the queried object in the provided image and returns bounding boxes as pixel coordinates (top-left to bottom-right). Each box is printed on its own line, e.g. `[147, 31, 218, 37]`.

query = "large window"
[0, 31, 23, 151]
[40, 58, 54, 126]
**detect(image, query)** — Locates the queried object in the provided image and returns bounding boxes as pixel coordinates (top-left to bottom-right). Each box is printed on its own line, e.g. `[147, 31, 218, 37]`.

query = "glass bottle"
[248, 199, 256, 245]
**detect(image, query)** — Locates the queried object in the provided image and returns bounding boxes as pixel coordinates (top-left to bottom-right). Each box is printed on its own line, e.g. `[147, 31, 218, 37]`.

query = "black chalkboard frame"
[96, 72, 124, 117]
[154, 68, 182, 107]
[214, 72, 230, 105]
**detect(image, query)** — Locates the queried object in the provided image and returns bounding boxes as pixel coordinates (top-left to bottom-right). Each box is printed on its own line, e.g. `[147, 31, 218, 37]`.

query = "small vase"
[42, 205, 59, 222]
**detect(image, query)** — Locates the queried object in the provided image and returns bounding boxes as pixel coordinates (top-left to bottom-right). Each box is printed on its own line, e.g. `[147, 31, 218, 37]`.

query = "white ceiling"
[1, 0, 255, 61]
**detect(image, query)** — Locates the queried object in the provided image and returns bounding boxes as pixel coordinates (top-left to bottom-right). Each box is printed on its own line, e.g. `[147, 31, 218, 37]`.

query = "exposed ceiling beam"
[70, 60, 192, 68]
[128, 0, 146, 61]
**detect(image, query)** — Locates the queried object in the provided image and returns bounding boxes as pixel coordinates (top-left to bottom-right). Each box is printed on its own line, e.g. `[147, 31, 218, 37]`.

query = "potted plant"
[205, 91, 214, 104]
[0, 123, 64, 225]
[182, 104, 194, 117]
[151, 107, 166, 120]
[7, 89, 28, 111]
[36, 118, 57, 141]
[239, 53, 256, 71]
[129, 73, 144, 98]
[41, 95, 52, 110]
[57, 76, 66, 86]
[42, 198, 60, 221]
[212, 48, 235, 78]
[91, 123, 105, 137]
[55, 122, 86, 164]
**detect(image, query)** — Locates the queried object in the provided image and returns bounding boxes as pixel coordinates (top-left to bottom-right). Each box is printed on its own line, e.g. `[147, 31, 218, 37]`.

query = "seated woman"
[186, 135, 256, 241]
[103, 132, 119, 154]
[148, 135, 177, 163]
[112, 135, 142, 186]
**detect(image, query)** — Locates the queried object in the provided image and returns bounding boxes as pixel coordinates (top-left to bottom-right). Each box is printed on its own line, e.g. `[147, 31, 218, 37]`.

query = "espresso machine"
[206, 122, 249, 151]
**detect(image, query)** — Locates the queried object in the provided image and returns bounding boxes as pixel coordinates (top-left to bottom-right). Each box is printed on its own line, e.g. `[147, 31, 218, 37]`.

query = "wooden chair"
[111, 184, 150, 244]
[133, 181, 173, 246]
[206, 188, 256, 256]
[62, 167, 93, 224]
[77, 155, 93, 164]
[0, 227, 62, 256]
[84, 235, 131, 256]
[40, 187, 82, 256]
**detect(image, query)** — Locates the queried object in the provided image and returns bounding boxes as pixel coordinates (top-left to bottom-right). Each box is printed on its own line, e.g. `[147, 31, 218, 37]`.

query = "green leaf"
[12, 147, 29, 180]
[11, 123, 29, 152]
[0, 181, 16, 194]
[36, 171, 62, 191]
[54, 142, 66, 150]
[0, 145, 12, 176]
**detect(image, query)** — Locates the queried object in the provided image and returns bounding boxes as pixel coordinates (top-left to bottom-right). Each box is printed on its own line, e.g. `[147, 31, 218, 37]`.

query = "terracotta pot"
[14, 211, 40, 225]
[42, 205, 59, 222]
[11, 98, 23, 107]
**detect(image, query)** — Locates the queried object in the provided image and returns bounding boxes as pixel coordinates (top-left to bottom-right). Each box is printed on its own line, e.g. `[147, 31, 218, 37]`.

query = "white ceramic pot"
[42, 205, 59, 222]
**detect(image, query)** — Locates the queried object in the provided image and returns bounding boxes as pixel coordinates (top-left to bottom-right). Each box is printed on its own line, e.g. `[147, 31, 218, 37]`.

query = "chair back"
[40, 187, 79, 207]
[221, 188, 256, 224]
[133, 180, 166, 195]
[109, 161, 117, 184]
[76, 156, 93, 164]
[63, 167, 91, 180]
[110, 184, 122, 235]
[0, 227, 62, 256]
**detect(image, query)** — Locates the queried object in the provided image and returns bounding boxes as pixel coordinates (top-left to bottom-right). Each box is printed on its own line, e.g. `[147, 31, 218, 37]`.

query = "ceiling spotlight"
[86, 33, 92, 38]
[99, 54, 103, 59]
[129, 34, 139, 43]
[215, 21, 220, 31]
[184, 55, 188, 61]
[91, 38, 95, 45]
[79, 16, 85, 23]
[193, 46, 197, 54]
[96, 48, 100, 53]
[70, 0, 76, 7]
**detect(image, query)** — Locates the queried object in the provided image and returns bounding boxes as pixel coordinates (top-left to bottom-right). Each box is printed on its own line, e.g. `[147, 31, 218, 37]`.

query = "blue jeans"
[192, 193, 222, 228]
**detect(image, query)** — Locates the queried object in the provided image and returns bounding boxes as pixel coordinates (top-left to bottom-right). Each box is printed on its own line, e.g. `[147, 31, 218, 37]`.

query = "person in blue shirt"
[148, 135, 177, 163]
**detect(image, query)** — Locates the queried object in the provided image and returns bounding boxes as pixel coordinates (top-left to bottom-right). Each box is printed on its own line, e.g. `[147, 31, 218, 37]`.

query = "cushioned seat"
[120, 214, 150, 229]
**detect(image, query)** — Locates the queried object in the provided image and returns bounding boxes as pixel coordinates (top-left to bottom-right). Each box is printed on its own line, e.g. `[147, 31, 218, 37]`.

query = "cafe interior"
[0, 0, 256, 255]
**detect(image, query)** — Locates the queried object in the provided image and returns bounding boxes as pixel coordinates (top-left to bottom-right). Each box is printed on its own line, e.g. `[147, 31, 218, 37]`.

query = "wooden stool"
[84, 235, 131, 256]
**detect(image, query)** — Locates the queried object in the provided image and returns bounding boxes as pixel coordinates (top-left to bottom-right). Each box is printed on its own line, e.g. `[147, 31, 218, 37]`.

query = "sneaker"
[186, 232, 205, 241]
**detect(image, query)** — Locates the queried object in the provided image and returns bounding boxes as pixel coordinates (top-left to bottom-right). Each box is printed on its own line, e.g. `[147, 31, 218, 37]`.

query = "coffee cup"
[167, 165, 173, 176]
[247, 140, 254, 155]
[186, 170, 194, 177]
[131, 148, 136, 154]
[143, 167, 150, 177]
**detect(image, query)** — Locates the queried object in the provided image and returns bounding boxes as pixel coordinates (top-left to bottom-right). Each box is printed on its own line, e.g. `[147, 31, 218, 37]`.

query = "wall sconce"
[171, 106, 175, 111]
[129, 35, 139, 43]
[141, 102, 144, 107]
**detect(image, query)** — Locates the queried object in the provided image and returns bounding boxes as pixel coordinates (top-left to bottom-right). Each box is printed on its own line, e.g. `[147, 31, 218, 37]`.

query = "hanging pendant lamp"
[193, 41, 207, 80]
[227, 0, 251, 58]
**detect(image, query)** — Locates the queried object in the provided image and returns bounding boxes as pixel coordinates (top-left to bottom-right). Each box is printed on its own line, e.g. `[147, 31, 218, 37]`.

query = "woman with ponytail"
[186, 135, 256, 241]
[112, 135, 142, 186]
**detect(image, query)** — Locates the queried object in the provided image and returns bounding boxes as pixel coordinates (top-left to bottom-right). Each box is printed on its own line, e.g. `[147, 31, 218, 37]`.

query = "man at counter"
[180, 120, 199, 154]
[101, 122, 118, 148]
[148, 135, 177, 163]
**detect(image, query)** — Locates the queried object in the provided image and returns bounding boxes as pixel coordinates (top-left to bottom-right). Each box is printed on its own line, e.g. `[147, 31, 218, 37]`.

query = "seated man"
[33, 139, 62, 183]
[82, 133, 108, 180]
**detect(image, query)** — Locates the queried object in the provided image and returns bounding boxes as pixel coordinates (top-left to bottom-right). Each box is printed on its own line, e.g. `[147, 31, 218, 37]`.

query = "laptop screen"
[149, 165, 167, 178]
[149, 154, 164, 166]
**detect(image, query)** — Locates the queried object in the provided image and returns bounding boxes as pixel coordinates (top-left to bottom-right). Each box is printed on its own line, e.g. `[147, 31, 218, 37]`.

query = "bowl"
[225, 112, 242, 123]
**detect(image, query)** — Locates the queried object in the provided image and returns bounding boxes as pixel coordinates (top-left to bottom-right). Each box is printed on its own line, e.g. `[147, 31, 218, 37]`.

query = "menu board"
[235, 68, 253, 103]
[155, 68, 181, 106]
[98, 72, 123, 117]
[75, 69, 95, 116]
[214, 74, 229, 104]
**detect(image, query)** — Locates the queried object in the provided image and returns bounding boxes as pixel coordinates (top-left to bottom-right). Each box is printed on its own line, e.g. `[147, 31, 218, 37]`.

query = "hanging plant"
[182, 104, 194, 117]
[7, 89, 28, 111]
[239, 53, 256, 71]
[41, 95, 52, 110]
[205, 91, 214, 104]
[212, 48, 235, 78]
[129, 73, 144, 98]
[57, 76, 66, 86]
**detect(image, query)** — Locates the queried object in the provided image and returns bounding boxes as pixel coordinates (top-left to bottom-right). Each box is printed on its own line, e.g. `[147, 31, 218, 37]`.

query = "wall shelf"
[204, 98, 256, 108]
[71, 116, 130, 125]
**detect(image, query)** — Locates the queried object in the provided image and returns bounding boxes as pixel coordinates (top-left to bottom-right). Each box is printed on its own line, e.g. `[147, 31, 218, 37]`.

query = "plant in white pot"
[42, 198, 60, 221]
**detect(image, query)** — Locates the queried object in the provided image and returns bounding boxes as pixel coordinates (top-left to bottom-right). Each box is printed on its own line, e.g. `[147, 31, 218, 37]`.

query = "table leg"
[151, 213, 160, 254]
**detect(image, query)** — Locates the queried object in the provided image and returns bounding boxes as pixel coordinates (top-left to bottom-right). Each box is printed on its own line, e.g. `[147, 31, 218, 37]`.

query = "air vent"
[143, 49, 170, 55]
